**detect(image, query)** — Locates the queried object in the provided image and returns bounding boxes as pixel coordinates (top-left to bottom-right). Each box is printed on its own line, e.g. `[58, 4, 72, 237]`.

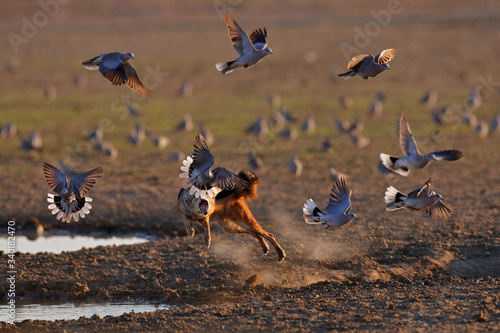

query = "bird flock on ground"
[2, 11, 495, 236]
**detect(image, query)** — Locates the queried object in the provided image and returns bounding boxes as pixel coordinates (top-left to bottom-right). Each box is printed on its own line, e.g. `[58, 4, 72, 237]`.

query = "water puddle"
[1, 301, 173, 322]
[1, 232, 156, 254]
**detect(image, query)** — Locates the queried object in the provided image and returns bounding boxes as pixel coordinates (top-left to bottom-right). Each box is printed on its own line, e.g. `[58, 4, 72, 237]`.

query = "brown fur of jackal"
[177, 170, 286, 261]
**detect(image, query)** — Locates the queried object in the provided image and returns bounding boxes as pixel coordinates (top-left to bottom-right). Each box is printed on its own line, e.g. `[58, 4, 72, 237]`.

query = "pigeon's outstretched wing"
[425, 200, 454, 220]
[224, 12, 254, 56]
[192, 134, 215, 171]
[407, 177, 434, 198]
[69, 166, 103, 197]
[399, 113, 420, 156]
[375, 49, 396, 64]
[249, 28, 268, 50]
[212, 167, 249, 190]
[325, 177, 352, 215]
[347, 54, 369, 70]
[43, 163, 67, 194]
[124, 62, 151, 96]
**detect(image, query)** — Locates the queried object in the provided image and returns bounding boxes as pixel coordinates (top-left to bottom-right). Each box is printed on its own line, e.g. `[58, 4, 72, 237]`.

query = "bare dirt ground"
[1, 0, 500, 332]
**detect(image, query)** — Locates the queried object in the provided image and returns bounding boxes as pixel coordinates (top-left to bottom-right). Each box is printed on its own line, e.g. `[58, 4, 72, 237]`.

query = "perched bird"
[462, 111, 478, 128]
[200, 123, 214, 146]
[176, 114, 193, 132]
[321, 138, 333, 153]
[125, 101, 144, 118]
[43, 84, 57, 100]
[301, 115, 316, 133]
[337, 49, 396, 80]
[216, 12, 272, 74]
[466, 86, 482, 111]
[4, 57, 20, 73]
[246, 117, 268, 138]
[385, 177, 454, 220]
[0, 122, 16, 140]
[288, 154, 303, 177]
[180, 134, 248, 199]
[80, 52, 151, 96]
[421, 90, 438, 108]
[268, 92, 281, 108]
[247, 149, 263, 170]
[431, 106, 452, 126]
[87, 124, 104, 150]
[169, 151, 185, 162]
[101, 142, 118, 160]
[490, 114, 500, 134]
[379, 113, 463, 176]
[43, 163, 103, 223]
[303, 176, 357, 228]
[127, 122, 146, 146]
[73, 74, 88, 88]
[149, 133, 169, 149]
[475, 119, 489, 139]
[350, 130, 370, 148]
[269, 111, 285, 130]
[178, 81, 194, 97]
[20, 131, 43, 152]
[328, 166, 345, 182]
[280, 107, 297, 123]
[338, 95, 354, 110]
[279, 128, 298, 141]
[369, 97, 383, 119]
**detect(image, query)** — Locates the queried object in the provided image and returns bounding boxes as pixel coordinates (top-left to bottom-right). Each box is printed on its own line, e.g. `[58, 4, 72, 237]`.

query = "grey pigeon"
[490, 114, 500, 133]
[176, 114, 193, 132]
[350, 129, 370, 148]
[466, 86, 482, 111]
[87, 124, 104, 150]
[303, 176, 357, 228]
[43, 162, 103, 223]
[80, 52, 151, 96]
[421, 90, 438, 108]
[337, 49, 396, 80]
[73, 74, 88, 88]
[20, 131, 42, 152]
[216, 12, 272, 74]
[43, 84, 57, 100]
[280, 107, 297, 123]
[338, 95, 353, 110]
[246, 117, 268, 138]
[328, 166, 345, 182]
[169, 151, 185, 162]
[101, 142, 118, 160]
[475, 119, 489, 139]
[127, 122, 146, 146]
[301, 115, 316, 133]
[462, 111, 478, 128]
[385, 177, 454, 220]
[268, 92, 281, 108]
[288, 154, 303, 177]
[369, 97, 383, 119]
[280, 127, 297, 141]
[126, 102, 144, 118]
[379, 113, 463, 176]
[269, 111, 285, 130]
[0, 122, 16, 140]
[149, 133, 169, 149]
[431, 106, 452, 126]
[4, 57, 20, 73]
[322, 138, 333, 152]
[247, 149, 263, 170]
[180, 134, 248, 199]
[200, 123, 214, 146]
[178, 81, 194, 97]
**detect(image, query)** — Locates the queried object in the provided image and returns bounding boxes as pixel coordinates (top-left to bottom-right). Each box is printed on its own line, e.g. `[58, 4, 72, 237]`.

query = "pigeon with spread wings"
[80, 52, 151, 96]
[180, 135, 248, 199]
[43, 163, 103, 223]
[385, 177, 454, 220]
[378, 113, 463, 176]
[216, 12, 273, 74]
[303, 177, 357, 228]
[337, 49, 396, 80]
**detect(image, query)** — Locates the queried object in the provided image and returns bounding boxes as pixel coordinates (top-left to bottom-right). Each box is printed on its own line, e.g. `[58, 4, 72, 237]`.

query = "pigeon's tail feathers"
[384, 186, 406, 211]
[336, 70, 355, 79]
[303, 199, 324, 224]
[47, 193, 93, 223]
[379, 153, 410, 177]
[80, 57, 99, 70]
[216, 61, 235, 74]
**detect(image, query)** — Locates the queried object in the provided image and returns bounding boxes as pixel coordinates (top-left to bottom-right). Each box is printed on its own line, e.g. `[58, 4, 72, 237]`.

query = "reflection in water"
[0, 302, 173, 322]
[1, 234, 154, 254]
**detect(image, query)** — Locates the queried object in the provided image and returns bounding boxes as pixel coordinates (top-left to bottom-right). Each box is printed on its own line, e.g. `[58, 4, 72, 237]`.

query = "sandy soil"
[1, 0, 500, 332]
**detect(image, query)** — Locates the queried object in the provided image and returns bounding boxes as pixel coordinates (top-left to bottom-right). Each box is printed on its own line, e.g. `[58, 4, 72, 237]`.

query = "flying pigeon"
[43, 162, 103, 223]
[303, 176, 357, 228]
[216, 12, 273, 74]
[180, 134, 248, 199]
[80, 52, 151, 96]
[384, 177, 454, 220]
[379, 113, 463, 176]
[337, 49, 396, 80]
